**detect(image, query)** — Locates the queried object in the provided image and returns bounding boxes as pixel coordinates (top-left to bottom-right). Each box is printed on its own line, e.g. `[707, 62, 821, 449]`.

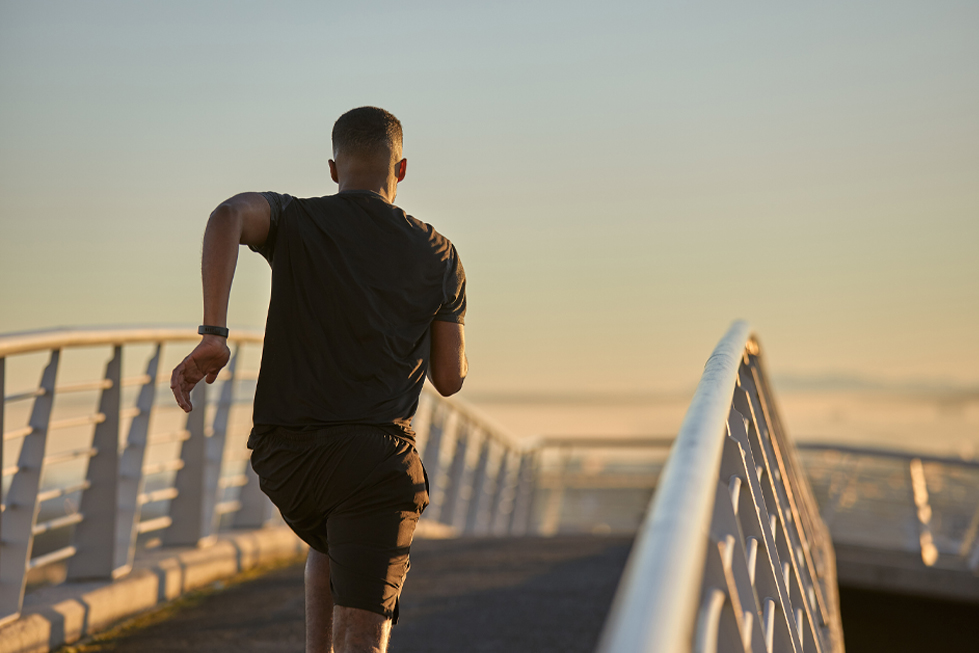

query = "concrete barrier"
[0, 526, 306, 653]
[0, 517, 462, 653]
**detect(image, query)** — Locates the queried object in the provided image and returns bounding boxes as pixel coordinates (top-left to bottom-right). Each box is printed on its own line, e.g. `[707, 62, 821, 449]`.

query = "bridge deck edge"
[0, 526, 307, 653]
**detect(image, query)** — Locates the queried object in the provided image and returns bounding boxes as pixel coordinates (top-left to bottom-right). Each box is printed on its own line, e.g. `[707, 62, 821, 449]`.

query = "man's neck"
[337, 178, 397, 204]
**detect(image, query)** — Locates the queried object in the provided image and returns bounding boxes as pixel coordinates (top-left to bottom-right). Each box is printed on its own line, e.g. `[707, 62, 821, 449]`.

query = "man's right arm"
[171, 193, 270, 412]
[200, 193, 271, 329]
[429, 321, 467, 396]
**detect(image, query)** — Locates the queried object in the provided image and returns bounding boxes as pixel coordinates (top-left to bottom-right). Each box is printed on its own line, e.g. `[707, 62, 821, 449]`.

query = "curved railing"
[0, 326, 586, 628]
[0, 328, 269, 626]
[2, 323, 744, 640]
[799, 442, 979, 600]
[597, 321, 845, 653]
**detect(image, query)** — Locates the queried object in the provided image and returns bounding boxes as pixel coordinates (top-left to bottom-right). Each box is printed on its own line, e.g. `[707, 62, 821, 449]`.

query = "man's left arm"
[429, 321, 467, 396]
[170, 192, 271, 412]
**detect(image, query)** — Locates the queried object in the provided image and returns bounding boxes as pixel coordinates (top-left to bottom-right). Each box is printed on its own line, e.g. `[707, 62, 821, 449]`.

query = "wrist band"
[198, 325, 229, 338]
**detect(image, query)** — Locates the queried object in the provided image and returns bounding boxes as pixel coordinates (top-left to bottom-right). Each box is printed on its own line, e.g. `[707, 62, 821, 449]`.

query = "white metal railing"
[1, 326, 659, 630]
[410, 398, 673, 539]
[0, 328, 269, 626]
[596, 321, 845, 653]
[799, 443, 979, 582]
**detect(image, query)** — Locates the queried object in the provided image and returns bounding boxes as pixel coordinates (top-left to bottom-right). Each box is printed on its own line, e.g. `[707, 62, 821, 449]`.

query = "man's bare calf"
[333, 607, 391, 653]
[305, 549, 392, 653]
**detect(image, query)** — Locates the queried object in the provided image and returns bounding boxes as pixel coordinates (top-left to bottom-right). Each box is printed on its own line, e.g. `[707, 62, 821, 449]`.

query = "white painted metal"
[464, 435, 493, 533]
[509, 451, 539, 535]
[164, 383, 210, 546]
[0, 351, 60, 624]
[0, 330, 268, 625]
[66, 347, 122, 580]
[596, 321, 844, 653]
[486, 450, 513, 535]
[0, 328, 262, 358]
[595, 321, 751, 653]
[0, 325, 676, 630]
[115, 345, 162, 575]
[0, 326, 542, 627]
[439, 419, 472, 527]
[798, 442, 979, 598]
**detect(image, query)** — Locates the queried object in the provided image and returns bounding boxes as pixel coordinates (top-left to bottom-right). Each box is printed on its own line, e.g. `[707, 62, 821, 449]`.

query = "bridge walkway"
[63, 535, 633, 653]
[7, 325, 977, 652]
[57, 536, 979, 653]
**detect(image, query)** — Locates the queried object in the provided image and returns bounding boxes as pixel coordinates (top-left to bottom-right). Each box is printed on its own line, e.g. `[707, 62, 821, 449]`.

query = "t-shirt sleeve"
[248, 191, 293, 265]
[434, 244, 467, 324]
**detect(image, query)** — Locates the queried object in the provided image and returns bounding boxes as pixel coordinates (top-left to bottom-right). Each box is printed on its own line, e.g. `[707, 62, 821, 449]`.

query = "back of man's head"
[332, 107, 403, 163]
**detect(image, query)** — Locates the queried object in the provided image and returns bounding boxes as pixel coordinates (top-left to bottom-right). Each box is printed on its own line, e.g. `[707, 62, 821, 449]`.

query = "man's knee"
[333, 605, 391, 653]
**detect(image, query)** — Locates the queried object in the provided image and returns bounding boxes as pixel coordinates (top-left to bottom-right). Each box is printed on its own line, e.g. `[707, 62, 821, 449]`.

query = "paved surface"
[73, 535, 634, 652]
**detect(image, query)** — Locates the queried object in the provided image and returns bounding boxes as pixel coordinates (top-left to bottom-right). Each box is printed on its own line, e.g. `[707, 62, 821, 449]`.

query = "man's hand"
[170, 335, 231, 412]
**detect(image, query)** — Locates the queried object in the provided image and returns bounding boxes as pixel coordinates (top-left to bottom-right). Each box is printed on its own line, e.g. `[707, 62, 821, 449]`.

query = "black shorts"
[247, 424, 429, 623]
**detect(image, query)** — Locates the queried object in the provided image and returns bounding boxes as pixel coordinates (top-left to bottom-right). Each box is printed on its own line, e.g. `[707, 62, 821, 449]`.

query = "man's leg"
[307, 550, 392, 653]
[305, 549, 334, 653]
[333, 606, 391, 653]
[321, 433, 427, 653]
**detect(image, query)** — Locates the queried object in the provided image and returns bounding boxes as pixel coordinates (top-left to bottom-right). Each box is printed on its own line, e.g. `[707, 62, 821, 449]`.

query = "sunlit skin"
[329, 143, 405, 204]
[169, 144, 466, 653]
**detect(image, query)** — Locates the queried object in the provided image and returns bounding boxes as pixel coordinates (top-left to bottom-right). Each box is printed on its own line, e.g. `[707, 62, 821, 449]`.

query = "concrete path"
[73, 535, 633, 652]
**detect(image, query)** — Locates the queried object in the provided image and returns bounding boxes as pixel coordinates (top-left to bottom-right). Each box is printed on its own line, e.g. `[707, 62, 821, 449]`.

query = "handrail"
[597, 321, 844, 653]
[597, 320, 751, 653]
[0, 325, 546, 628]
[0, 328, 268, 627]
[0, 326, 263, 358]
[798, 442, 979, 469]
[537, 436, 675, 449]
[799, 442, 979, 573]
[1, 324, 681, 633]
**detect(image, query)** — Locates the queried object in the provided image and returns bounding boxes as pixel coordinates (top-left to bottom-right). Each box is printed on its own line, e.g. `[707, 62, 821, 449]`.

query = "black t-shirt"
[248, 189, 466, 439]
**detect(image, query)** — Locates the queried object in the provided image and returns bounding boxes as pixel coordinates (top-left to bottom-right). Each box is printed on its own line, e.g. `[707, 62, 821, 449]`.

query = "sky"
[1, 0, 977, 396]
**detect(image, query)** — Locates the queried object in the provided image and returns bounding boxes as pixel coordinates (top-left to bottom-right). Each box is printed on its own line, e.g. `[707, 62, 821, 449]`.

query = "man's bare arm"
[201, 193, 271, 328]
[170, 193, 271, 412]
[429, 321, 467, 396]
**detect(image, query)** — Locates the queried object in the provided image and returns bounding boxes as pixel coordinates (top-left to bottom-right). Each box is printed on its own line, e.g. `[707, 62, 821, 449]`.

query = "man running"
[170, 106, 467, 653]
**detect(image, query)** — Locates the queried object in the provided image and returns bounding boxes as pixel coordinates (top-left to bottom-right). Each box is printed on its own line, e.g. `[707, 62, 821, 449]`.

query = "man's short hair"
[332, 107, 403, 160]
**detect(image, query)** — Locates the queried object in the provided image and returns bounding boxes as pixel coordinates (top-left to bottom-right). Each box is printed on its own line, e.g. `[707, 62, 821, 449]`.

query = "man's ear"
[396, 158, 407, 183]
[329, 159, 339, 184]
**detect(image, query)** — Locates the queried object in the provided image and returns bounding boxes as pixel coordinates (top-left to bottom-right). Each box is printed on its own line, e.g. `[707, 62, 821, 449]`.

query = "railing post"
[487, 450, 514, 536]
[439, 420, 472, 528]
[509, 450, 538, 535]
[205, 349, 238, 534]
[0, 350, 60, 623]
[464, 435, 493, 534]
[233, 351, 273, 528]
[115, 345, 161, 574]
[411, 390, 433, 454]
[233, 462, 274, 528]
[539, 446, 570, 535]
[421, 402, 449, 519]
[165, 382, 210, 546]
[233, 352, 272, 528]
[67, 346, 122, 580]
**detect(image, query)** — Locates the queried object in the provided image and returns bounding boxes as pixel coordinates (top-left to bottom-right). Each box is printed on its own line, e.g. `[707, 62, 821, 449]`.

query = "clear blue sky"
[1, 0, 976, 394]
